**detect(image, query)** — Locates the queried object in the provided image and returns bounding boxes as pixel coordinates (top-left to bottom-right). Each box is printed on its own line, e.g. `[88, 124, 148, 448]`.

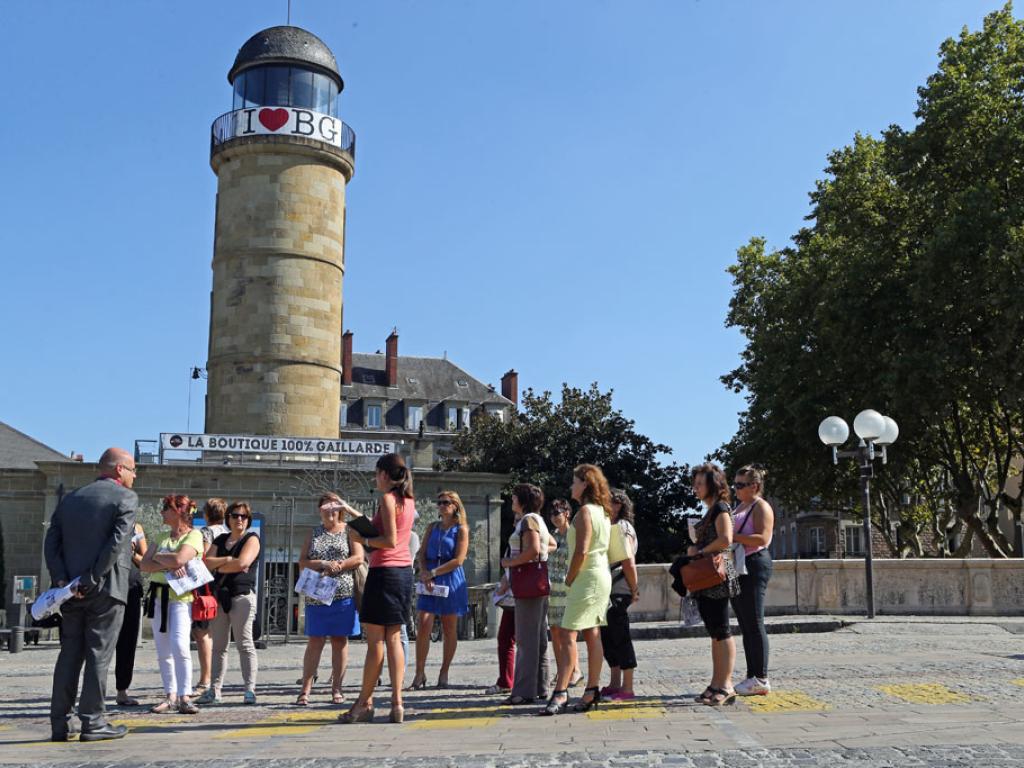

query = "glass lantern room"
[231, 66, 340, 117]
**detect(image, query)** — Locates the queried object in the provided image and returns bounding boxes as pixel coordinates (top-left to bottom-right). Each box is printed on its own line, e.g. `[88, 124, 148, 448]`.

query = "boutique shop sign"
[160, 433, 395, 457]
[212, 107, 345, 147]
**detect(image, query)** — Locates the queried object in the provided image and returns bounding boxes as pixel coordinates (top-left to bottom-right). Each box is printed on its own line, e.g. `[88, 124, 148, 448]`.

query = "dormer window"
[407, 405, 423, 431]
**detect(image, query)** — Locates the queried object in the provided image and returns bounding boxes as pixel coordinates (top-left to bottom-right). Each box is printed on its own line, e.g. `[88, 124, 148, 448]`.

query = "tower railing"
[210, 110, 356, 158]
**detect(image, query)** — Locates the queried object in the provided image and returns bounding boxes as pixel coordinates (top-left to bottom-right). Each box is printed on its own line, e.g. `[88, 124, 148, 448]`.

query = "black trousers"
[600, 595, 637, 670]
[114, 582, 144, 691]
[50, 592, 125, 734]
[730, 549, 772, 679]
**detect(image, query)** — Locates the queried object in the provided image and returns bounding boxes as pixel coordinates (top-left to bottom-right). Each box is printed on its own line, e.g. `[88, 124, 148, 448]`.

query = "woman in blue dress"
[409, 490, 470, 689]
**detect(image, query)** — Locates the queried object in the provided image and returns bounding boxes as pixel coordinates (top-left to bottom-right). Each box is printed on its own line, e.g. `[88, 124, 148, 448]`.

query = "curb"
[632, 619, 849, 640]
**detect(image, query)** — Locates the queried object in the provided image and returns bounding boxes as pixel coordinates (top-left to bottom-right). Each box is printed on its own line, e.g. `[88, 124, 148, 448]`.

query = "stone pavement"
[1, 615, 1023, 766]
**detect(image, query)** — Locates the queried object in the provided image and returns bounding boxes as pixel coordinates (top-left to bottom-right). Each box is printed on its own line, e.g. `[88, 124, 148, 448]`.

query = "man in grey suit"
[45, 447, 139, 742]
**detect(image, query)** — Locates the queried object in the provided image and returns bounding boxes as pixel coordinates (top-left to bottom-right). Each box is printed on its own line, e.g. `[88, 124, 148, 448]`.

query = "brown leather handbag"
[681, 551, 728, 593]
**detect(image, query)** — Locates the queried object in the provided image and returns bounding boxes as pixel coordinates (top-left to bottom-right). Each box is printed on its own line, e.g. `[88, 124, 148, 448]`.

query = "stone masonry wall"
[206, 141, 349, 437]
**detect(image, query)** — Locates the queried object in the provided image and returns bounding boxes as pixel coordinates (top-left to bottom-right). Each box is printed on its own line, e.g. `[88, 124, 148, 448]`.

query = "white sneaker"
[735, 677, 771, 696]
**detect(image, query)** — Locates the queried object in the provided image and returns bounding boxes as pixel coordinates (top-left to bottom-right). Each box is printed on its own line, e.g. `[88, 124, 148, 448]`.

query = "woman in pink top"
[729, 465, 775, 697]
[338, 453, 415, 725]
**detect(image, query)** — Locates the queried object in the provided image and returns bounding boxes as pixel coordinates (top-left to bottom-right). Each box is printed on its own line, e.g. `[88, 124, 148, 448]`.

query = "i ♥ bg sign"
[215, 106, 344, 147]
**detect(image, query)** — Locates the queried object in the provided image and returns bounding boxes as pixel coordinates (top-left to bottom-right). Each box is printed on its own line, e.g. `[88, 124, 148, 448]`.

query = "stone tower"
[205, 26, 355, 437]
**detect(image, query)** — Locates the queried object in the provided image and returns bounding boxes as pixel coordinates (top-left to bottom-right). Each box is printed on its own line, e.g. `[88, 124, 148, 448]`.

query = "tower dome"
[229, 25, 343, 90]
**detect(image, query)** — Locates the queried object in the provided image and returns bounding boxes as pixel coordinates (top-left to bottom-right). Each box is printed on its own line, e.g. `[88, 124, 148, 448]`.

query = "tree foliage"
[721, 5, 1024, 557]
[442, 383, 698, 562]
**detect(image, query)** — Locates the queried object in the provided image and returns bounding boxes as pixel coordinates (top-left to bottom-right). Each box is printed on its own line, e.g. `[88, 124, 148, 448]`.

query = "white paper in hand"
[294, 567, 339, 605]
[32, 577, 81, 621]
[415, 582, 450, 598]
[167, 559, 214, 596]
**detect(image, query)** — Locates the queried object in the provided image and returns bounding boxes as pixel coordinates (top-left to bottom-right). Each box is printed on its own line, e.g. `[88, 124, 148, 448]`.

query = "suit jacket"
[44, 477, 138, 603]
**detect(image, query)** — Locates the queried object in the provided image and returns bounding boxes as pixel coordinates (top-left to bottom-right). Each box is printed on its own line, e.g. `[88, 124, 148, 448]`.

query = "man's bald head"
[98, 447, 137, 488]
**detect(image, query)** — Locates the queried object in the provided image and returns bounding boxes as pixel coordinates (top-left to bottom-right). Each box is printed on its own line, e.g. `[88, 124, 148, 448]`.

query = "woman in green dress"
[540, 464, 612, 715]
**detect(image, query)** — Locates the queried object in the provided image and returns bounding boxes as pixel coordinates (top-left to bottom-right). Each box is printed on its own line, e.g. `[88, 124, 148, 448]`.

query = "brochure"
[294, 567, 339, 605]
[166, 559, 215, 596]
[415, 582, 450, 598]
[31, 577, 81, 621]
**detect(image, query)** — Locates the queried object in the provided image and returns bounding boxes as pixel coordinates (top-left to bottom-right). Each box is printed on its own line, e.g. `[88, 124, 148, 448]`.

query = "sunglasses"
[228, 512, 251, 521]
[733, 481, 753, 489]
[437, 500, 454, 507]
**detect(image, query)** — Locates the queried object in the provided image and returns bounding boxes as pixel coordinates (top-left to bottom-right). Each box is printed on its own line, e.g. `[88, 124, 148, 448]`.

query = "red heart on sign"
[258, 108, 289, 132]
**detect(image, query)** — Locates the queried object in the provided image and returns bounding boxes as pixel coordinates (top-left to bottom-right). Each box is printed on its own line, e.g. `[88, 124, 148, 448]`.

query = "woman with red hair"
[140, 495, 204, 714]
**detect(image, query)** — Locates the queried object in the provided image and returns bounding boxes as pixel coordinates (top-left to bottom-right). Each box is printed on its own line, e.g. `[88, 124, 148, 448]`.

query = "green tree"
[721, 5, 1024, 557]
[442, 383, 698, 562]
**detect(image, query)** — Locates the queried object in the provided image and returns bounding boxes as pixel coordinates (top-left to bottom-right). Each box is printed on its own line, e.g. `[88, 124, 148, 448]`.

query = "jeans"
[730, 549, 772, 679]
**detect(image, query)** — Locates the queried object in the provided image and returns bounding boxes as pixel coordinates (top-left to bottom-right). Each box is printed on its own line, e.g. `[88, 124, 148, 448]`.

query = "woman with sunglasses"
[545, 499, 582, 692]
[198, 501, 262, 706]
[729, 465, 774, 697]
[409, 490, 470, 689]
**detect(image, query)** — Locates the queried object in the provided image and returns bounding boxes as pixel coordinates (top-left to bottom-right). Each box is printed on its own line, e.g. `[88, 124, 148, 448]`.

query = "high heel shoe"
[338, 704, 375, 724]
[389, 704, 404, 723]
[572, 686, 601, 712]
[538, 689, 569, 716]
[408, 674, 427, 691]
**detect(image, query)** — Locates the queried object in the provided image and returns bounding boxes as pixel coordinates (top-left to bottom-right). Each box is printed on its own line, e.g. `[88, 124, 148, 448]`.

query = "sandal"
[485, 685, 511, 695]
[703, 687, 737, 707]
[538, 689, 569, 716]
[177, 699, 200, 715]
[695, 686, 715, 704]
[338, 704, 374, 724]
[407, 673, 428, 690]
[150, 698, 175, 714]
[295, 692, 310, 707]
[568, 671, 585, 688]
[332, 691, 345, 705]
[192, 683, 208, 697]
[573, 686, 601, 712]
[116, 695, 140, 707]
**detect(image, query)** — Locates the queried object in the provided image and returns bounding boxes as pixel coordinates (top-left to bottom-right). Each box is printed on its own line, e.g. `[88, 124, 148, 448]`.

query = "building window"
[809, 527, 825, 556]
[447, 406, 458, 430]
[461, 407, 472, 430]
[340, 403, 348, 428]
[844, 525, 864, 555]
[407, 405, 423, 431]
[366, 404, 382, 428]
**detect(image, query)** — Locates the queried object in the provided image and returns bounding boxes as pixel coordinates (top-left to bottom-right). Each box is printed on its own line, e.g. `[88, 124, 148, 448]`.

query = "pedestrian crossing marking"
[877, 683, 973, 705]
[740, 690, 829, 713]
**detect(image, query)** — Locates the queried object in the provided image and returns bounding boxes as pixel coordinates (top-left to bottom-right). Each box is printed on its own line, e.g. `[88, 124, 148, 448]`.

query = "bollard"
[9, 626, 24, 654]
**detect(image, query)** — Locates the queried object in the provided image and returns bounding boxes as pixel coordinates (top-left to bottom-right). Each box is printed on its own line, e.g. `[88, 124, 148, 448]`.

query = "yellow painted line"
[213, 709, 338, 738]
[407, 716, 499, 730]
[1011, 679, 1024, 688]
[741, 690, 829, 713]
[877, 683, 973, 705]
[586, 705, 665, 721]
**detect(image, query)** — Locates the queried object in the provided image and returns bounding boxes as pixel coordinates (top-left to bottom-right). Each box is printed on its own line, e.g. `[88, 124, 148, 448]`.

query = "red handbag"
[510, 560, 550, 599]
[191, 582, 218, 621]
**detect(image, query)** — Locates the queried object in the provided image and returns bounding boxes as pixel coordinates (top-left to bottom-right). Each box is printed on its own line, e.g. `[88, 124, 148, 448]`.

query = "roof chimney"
[385, 329, 399, 387]
[501, 369, 519, 406]
[342, 330, 353, 386]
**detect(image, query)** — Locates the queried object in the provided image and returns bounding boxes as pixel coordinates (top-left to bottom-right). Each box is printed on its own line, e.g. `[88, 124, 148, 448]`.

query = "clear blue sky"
[0, 1, 1009, 466]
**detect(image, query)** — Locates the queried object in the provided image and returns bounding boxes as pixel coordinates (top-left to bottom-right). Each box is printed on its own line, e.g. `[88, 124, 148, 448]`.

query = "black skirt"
[359, 566, 413, 626]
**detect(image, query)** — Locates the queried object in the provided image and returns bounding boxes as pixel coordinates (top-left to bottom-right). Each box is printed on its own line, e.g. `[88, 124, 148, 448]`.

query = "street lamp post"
[818, 410, 899, 619]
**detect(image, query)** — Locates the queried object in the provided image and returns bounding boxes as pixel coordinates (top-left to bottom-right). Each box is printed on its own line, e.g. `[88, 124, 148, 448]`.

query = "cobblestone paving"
[1, 617, 1023, 766]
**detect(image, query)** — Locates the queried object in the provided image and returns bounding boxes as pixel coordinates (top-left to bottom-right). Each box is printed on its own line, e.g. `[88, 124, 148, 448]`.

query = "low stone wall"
[635, 559, 1024, 619]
